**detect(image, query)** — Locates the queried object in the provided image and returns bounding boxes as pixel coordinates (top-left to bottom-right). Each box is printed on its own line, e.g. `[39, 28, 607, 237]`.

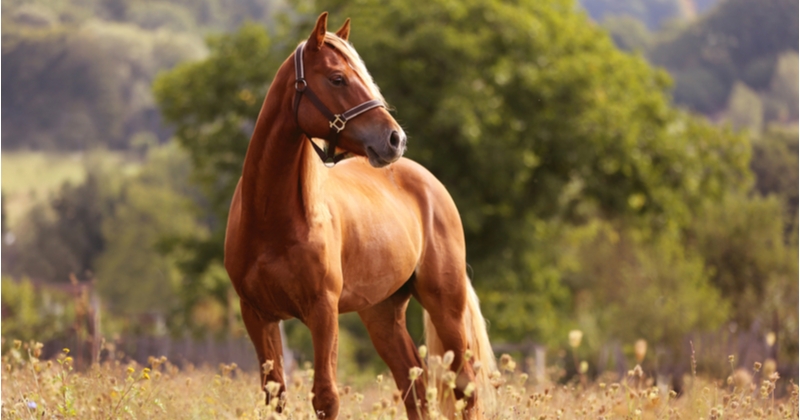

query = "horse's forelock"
[320, 34, 387, 107]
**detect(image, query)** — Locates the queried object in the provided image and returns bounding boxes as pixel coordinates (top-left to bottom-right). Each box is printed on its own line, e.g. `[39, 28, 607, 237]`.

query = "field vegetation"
[2, 340, 797, 419]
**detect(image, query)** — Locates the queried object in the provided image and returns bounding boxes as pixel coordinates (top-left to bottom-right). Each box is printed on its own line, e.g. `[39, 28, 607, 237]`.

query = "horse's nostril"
[389, 131, 400, 149]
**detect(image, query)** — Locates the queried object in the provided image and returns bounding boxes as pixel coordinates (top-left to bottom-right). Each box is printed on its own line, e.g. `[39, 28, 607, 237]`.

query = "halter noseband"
[293, 41, 385, 167]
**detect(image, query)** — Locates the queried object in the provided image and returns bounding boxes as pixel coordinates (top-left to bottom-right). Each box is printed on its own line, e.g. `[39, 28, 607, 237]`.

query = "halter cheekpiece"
[293, 41, 385, 167]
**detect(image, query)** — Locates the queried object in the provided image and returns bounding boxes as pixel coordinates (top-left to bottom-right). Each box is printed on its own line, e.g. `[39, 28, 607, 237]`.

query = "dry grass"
[1, 340, 797, 419]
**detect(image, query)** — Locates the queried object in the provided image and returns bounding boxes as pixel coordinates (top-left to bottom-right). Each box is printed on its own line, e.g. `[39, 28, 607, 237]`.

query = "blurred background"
[1, 0, 797, 389]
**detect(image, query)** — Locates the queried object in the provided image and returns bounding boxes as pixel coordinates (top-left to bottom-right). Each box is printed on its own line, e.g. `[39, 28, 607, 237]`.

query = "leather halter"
[293, 41, 385, 167]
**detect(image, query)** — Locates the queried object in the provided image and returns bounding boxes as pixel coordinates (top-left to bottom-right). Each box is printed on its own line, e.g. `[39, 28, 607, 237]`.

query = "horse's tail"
[424, 277, 496, 417]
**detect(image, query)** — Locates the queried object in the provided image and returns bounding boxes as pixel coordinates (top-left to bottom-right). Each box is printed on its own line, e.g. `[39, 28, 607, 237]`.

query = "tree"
[11, 173, 109, 283]
[94, 144, 205, 325]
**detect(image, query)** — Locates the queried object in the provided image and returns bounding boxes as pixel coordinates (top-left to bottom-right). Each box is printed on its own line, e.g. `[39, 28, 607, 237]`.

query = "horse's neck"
[240, 81, 325, 235]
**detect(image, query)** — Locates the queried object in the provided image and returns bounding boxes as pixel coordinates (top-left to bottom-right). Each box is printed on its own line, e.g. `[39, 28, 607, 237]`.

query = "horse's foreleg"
[305, 295, 340, 419]
[241, 299, 286, 408]
[358, 287, 426, 420]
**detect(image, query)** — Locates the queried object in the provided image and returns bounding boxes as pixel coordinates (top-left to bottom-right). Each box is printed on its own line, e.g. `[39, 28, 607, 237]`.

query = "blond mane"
[320, 34, 387, 107]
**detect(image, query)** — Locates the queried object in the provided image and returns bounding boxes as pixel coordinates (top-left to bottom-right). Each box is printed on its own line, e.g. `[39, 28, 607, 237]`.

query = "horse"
[224, 12, 496, 419]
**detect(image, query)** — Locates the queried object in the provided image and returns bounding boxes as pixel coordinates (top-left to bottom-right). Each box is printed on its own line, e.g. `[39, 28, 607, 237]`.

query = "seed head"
[464, 382, 476, 397]
[455, 399, 467, 412]
[634, 339, 647, 363]
[568, 330, 583, 348]
[443, 350, 454, 368]
[262, 360, 274, 375]
[418, 345, 427, 359]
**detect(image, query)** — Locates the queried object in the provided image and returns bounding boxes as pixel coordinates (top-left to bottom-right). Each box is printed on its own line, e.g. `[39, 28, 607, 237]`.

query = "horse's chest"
[240, 242, 334, 319]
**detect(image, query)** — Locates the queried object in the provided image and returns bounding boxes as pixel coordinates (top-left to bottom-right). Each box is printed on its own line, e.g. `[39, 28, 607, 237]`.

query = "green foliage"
[94, 144, 204, 319]
[750, 125, 799, 220]
[1, 276, 76, 345]
[689, 193, 797, 324]
[566, 222, 728, 356]
[10, 173, 110, 283]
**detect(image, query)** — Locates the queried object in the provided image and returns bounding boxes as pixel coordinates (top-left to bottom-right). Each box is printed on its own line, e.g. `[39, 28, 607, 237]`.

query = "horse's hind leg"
[412, 258, 481, 416]
[358, 284, 426, 420]
[241, 300, 286, 408]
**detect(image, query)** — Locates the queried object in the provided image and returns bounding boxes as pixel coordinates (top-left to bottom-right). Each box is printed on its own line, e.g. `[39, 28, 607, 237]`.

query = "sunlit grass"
[2, 339, 796, 419]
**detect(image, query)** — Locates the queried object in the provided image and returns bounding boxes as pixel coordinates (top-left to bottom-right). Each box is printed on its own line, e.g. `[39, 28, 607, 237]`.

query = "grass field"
[1, 151, 138, 229]
[2, 341, 796, 419]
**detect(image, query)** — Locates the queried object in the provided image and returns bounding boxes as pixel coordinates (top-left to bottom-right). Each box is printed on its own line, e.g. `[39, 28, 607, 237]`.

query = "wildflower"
[443, 371, 457, 389]
[443, 350, 454, 368]
[13, 340, 21, 349]
[409, 366, 423, 381]
[754, 361, 762, 372]
[263, 360, 274, 375]
[392, 390, 402, 404]
[568, 330, 583, 348]
[464, 382, 476, 397]
[455, 399, 467, 412]
[63, 348, 70, 354]
[26, 401, 36, 410]
[728, 355, 735, 364]
[266, 381, 281, 397]
[632, 364, 643, 378]
[579, 361, 589, 374]
[426, 386, 438, 401]
[418, 345, 427, 359]
[519, 373, 529, 384]
[464, 349, 473, 361]
[376, 374, 383, 384]
[634, 339, 647, 363]
[500, 354, 516, 372]
[765, 332, 776, 347]
[127, 366, 135, 375]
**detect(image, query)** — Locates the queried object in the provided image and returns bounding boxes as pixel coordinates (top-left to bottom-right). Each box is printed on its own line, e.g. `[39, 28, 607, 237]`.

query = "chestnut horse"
[224, 12, 496, 419]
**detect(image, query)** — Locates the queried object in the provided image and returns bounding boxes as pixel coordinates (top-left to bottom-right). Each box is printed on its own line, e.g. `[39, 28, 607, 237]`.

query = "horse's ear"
[335, 18, 350, 41]
[307, 12, 328, 51]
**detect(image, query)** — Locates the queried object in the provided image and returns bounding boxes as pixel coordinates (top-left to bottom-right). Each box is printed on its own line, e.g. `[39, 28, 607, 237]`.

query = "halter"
[293, 41, 385, 167]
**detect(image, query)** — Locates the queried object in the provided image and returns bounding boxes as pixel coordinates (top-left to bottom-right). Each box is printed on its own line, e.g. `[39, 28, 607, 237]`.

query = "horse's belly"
[337, 224, 421, 313]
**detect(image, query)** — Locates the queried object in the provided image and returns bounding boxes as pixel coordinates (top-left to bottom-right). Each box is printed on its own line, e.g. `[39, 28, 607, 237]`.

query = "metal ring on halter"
[295, 79, 307, 92]
[329, 115, 347, 133]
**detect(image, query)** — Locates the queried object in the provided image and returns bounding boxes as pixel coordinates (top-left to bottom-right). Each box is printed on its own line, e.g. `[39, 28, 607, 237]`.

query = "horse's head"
[294, 13, 406, 168]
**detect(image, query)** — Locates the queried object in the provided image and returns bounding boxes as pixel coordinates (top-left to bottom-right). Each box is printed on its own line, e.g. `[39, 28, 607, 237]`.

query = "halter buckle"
[329, 115, 347, 133]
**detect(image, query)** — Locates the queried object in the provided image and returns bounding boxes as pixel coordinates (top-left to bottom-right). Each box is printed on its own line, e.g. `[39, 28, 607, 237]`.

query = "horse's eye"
[330, 75, 345, 86]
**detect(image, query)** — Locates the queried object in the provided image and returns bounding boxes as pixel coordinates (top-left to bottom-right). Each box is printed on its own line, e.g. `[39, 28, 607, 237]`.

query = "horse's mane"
[318, 34, 387, 107]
